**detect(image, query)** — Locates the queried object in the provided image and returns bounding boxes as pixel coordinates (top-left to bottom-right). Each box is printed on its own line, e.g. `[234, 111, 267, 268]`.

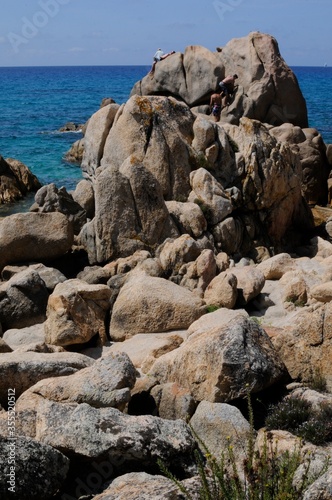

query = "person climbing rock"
[209, 92, 222, 121]
[219, 74, 238, 106]
[149, 48, 176, 75]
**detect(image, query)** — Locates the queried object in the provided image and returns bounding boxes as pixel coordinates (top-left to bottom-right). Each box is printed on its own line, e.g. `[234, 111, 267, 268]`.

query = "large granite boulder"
[0, 156, 41, 204]
[99, 95, 196, 200]
[131, 46, 223, 107]
[14, 395, 196, 475]
[3, 324, 46, 349]
[131, 32, 308, 128]
[149, 310, 288, 402]
[0, 212, 74, 271]
[110, 273, 205, 341]
[80, 159, 179, 264]
[81, 103, 120, 179]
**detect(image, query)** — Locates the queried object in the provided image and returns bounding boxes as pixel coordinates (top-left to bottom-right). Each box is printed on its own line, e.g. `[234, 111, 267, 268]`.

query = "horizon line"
[0, 64, 329, 69]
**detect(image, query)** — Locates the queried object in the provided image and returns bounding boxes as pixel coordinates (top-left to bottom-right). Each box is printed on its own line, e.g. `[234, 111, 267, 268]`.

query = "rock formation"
[131, 32, 308, 128]
[0, 156, 41, 204]
[0, 32, 332, 499]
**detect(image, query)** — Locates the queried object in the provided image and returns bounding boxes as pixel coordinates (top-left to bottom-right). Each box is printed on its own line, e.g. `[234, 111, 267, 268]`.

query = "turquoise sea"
[0, 65, 331, 213]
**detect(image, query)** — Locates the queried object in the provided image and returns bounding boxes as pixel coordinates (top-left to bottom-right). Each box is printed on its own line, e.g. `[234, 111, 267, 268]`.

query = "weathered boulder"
[192, 117, 239, 188]
[132, 46, 223, 107]
[110, 273, 205, 341]
[31, 183, 86, 234]
[3, 323, 45, 349]
[0, 436, 69, 500]
[288, 386, 332, 411]
[71, 178, 95, 219]
[131, 32, 308, 128]
[166, 200, 207, 237]
[104, 250, 152, 278]
[0, 212, 74, 271]
[14, 396, 196, 475]
[0, 269, 49, 331]
[44, 279, 112, 346]
[0, 351, 93, 404]
[271, 124, 332, 207]
[108, 331, 186, 373]
[149, 312, 287, 402]
[279, 269, 308, 306]
[269, 122, 307, 145]
[229, 266, 265, 306]
[211, 216, 244, 255]
[80, 159, 178, 264]
[310, 281, 332, 303]
[204, 271, 238, 309]
[298, 128, 330, 205]
[0, 155, 41, 204]
[100, 95, 195, 200]
[190, 401, 250, 462]
[24, 352, 137, 410]
[64, 136, 85, 164]
[188, 167, 233, 225]
[1, 263, 66, 291]
[150, 382, 197, 420]
[81, 103, 120, 179]
[269, 302, 332, 391]
[221, 118, 312, 248]
[77, 265, 111, 285]
[256, 253, 296, 280]
[179, 248, 217, 295]
[158, 234, 202, 274]
[92, 472, 184, 500]
[28, 263, 67, 291]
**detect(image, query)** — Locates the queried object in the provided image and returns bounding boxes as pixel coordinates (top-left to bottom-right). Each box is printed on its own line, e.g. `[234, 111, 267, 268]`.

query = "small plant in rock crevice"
[265, 395, 332, 446]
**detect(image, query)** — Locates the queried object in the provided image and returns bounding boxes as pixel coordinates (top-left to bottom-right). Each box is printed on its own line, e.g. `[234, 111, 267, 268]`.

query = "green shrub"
[265, 396, 332, 446]
[265, 397, 311, 433]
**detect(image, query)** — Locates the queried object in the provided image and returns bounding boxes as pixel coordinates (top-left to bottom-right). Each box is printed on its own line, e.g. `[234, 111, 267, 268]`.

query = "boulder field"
[1, 32, 332, 499]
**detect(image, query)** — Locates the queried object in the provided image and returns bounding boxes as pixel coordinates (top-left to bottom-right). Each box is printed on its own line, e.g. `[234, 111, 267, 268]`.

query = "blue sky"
[0, 0, 330, 67]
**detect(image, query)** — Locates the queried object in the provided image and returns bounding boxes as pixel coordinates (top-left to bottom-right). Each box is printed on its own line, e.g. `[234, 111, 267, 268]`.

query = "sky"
[0, 0, 331, 67]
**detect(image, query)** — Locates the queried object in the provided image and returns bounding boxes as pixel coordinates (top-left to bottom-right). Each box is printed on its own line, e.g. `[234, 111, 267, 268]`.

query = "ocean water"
[0, 65, 331, 214]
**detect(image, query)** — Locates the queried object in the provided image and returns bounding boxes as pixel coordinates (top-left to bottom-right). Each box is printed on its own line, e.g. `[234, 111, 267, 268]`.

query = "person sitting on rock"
[219, 74, 238, 106]
[209, 92, 222, 122]
[149, 48, 176, 75]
